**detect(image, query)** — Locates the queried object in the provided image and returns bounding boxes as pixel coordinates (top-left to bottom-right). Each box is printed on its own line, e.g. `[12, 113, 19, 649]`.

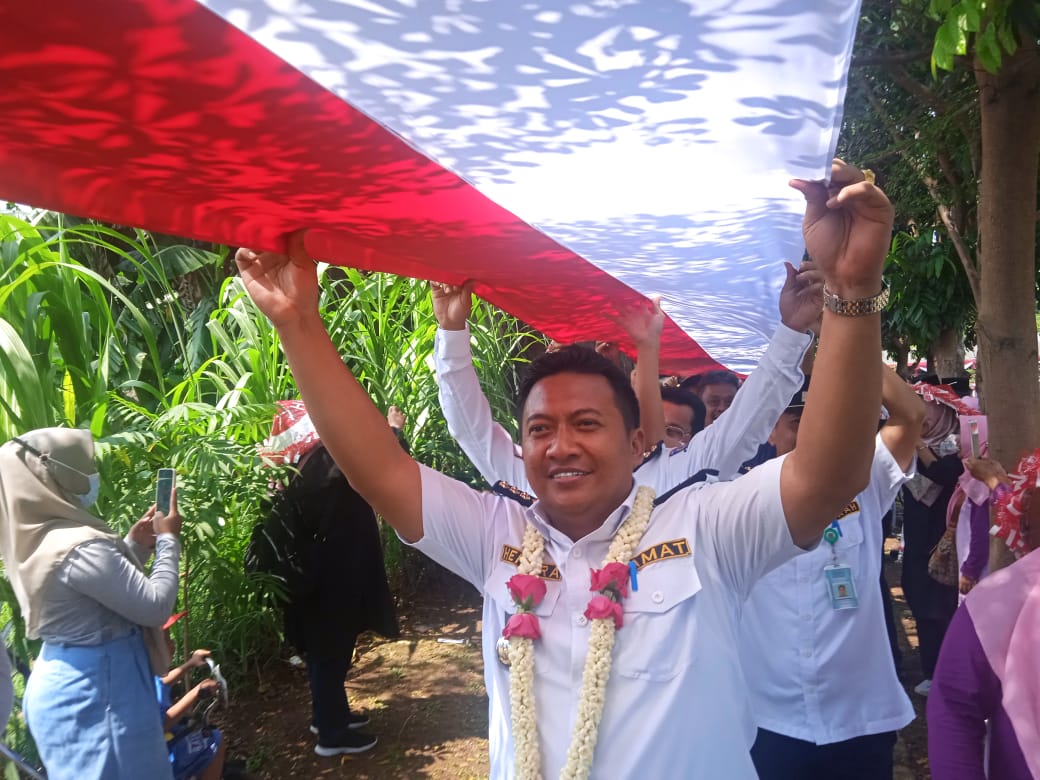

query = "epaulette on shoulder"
[653, 468, 719, 506]
[634, 440, 664, 472]
[493, 481, 535, 507]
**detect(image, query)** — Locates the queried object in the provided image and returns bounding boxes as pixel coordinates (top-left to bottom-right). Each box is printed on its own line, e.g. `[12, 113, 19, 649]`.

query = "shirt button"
[801, 613, 811, 622]
[798, 575, 809, 584]
[576, 614, 588, 627]
[802, 649, 812, 658]
[571, 548, 583, 559]
[651, 591, 664, 604]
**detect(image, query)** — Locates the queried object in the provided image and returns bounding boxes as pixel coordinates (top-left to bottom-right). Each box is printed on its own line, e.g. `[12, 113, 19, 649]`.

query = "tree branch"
[855, 73, 982, 305]
[885, 65, 981, 176]
[852, 49, 932, 67]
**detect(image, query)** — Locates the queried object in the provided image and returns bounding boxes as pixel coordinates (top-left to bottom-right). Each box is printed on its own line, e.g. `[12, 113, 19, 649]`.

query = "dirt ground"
[224, 547, 934, 779]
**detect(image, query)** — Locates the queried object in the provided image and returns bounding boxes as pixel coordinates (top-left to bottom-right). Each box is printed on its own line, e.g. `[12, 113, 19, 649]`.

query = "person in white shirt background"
[430, 259, 822, 495]
[741, 365, 924, 779]
[233, 159, 895, 779]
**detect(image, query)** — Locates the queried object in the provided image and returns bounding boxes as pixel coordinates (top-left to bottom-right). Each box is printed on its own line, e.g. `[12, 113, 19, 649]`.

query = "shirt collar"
[524, 479, 639, 547]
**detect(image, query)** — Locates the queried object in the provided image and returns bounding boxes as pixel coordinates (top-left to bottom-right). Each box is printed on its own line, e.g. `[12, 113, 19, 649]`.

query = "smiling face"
[662, 400, 695, 449]
[521, 372, 644, 541]
[699, 382, 737, 425]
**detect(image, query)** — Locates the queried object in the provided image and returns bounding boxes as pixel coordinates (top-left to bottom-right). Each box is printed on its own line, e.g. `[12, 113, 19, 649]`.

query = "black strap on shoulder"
[492, 480, 535, 507]
[653, 468, 719, 506]
[634, 440, 664, 472]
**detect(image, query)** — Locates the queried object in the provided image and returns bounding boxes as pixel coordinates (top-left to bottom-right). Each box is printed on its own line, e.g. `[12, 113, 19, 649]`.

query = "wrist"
[821, 276, 884, 300]
[276, 311, 325, 338]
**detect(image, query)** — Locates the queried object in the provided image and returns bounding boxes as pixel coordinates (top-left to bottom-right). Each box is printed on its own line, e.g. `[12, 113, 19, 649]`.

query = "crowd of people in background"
[0, 161, 1036, 780]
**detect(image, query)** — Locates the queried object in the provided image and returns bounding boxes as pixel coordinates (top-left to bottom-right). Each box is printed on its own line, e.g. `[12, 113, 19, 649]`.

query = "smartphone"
[155, 468, 176, 514]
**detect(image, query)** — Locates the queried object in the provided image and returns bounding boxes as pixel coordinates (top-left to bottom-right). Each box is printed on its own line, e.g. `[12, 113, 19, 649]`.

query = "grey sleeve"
[122, 534, 152, 567]
[58, 535, 181, 628]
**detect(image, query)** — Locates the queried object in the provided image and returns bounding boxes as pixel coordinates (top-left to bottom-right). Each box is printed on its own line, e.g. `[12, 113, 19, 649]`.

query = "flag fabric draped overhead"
[0, 0, 860, 373]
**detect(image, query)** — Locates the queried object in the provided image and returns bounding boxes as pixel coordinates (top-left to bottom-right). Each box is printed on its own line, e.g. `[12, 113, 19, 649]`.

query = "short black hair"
[660, 386, 707, 435]
[516, 345, 640, 431]
[695, 369, 740, 391]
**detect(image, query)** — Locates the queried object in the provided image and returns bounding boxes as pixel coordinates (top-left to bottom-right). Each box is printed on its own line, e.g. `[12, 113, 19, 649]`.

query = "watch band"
[822, 284, 890, 316]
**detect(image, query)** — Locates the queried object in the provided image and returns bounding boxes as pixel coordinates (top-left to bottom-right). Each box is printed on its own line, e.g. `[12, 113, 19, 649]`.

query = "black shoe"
[314, 731, 378, 756]
[309, 712, 371, 734]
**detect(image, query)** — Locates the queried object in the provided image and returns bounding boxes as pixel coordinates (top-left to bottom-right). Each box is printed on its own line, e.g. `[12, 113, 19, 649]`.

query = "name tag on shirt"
[824, 564, 859, 610]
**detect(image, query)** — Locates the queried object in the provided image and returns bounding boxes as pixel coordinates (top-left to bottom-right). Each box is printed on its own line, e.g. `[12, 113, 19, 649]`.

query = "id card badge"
[824, 564, 859, 610]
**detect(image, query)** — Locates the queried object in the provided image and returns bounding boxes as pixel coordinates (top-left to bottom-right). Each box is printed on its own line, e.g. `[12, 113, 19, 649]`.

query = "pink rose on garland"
[589, 562, 630, 598]
[507, 574, 547, 611]
[585, 594, 624, 629]
[503, 612, 542, 640]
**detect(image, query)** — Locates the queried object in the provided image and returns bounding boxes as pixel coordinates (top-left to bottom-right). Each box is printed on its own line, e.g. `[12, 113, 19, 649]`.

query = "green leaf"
[155, 245, 222, 277]
[996, 19, 1019, 56]
[975, 23, 1002, 73]
[961, 1, 981, 31]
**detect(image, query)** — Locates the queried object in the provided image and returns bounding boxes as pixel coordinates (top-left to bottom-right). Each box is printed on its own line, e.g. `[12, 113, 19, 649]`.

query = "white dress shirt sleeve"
[435, 326, 528, 489]
[870, 432, 916, 509]
[688, 456, 805, 599]
[406, 463, 499, 589]
[666, 323, 812, 482]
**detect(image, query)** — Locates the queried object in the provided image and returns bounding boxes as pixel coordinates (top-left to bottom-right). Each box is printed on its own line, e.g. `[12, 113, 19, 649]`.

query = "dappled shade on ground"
[224, 547, 933, 778]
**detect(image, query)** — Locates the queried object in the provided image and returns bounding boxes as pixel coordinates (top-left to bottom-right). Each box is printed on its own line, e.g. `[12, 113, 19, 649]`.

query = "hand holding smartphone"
[155, 468, 176, 514]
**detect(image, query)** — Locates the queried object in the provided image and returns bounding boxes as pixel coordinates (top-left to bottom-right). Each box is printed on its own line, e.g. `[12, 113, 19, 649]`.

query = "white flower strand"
[508, 486, 656, 780]
[560, 485, 655, 780]
[509, 521, 546, 780]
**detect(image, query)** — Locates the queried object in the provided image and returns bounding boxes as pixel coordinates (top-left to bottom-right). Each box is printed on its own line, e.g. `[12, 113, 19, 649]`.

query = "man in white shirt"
[432, 261, 821, 494]
[235, 160, 894, 778]
[741, 366, 923, 779]
[688, 368, 740, 425]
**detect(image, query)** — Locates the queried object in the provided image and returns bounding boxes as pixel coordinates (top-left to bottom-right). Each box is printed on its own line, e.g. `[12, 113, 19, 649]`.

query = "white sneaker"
[914, 679, 932, 696]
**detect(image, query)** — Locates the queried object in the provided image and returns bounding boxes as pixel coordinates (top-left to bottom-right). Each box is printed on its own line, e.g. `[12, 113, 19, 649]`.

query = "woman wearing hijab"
[928, 450, 1040, 780]
[901, 383, 971, 696]
[0, 428, 181, 780]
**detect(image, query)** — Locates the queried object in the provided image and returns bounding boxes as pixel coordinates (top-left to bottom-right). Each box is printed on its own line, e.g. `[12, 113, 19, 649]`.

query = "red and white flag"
[0, 0, 860, 372]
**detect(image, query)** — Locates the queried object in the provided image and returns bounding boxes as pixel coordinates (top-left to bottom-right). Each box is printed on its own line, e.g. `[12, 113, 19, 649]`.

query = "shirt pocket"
[831, 512, 865, 552]
[483, 560, 562, 618]
[612, 555, 702, 682]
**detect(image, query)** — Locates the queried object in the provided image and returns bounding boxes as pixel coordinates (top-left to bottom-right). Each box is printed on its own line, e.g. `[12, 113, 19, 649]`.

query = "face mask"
[47, 456, 100, 508]
[77, 472, 101, 509]
[12, 436, 100, 508]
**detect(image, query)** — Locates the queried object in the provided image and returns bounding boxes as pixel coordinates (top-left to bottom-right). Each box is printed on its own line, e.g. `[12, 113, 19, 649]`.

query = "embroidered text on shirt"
[836, 500, 861, 520]
[629, 538, 691, 571]
[500, 544, 562, 580]
[492, 481, 535, 507]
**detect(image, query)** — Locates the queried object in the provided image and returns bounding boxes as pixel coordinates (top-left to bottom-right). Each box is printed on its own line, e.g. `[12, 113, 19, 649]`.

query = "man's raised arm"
[687, 262, 819, 479]
[236, 241, 423, 542]
[879, 365, 926, 470]
[780, 161, 894, 548]
[613, 295, 666, 448]
[431, 281, 528, 489]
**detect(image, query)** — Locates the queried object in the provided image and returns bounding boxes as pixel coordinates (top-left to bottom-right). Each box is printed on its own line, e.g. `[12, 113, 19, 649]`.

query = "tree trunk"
[974, 35, 1040, 571]
[930, 326, 967, 381]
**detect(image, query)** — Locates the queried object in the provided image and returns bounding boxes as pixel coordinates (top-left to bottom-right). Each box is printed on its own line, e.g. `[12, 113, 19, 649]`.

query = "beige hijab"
[0, 428, 171, 672]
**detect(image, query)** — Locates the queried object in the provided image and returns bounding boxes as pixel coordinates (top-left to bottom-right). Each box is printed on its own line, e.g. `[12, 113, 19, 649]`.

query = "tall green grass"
[0, 212, 537, 761]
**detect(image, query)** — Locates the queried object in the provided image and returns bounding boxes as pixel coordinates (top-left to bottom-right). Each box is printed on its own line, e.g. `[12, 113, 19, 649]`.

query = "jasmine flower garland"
[505, 486, 656, 780]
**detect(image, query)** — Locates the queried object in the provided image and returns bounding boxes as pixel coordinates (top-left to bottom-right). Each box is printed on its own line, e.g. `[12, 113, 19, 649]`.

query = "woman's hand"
[128, 512, 157, 549]
[153, 486, 182, 537]
[959, 575, 977, 595]
[963, 457, 1011, 492]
